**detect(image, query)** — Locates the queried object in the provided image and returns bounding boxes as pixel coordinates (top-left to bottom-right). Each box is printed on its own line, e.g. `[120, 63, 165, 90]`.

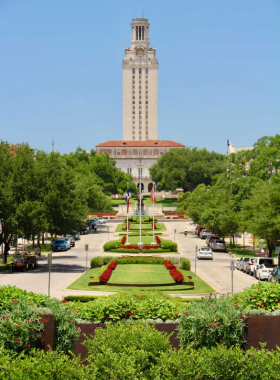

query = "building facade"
[96, 140, 184, 193]
[96, 18, 185, 193]
[122, 18, 158, 141]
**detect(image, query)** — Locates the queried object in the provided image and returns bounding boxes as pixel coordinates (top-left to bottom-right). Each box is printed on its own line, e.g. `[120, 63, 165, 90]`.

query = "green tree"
[150, 147, 226, 192]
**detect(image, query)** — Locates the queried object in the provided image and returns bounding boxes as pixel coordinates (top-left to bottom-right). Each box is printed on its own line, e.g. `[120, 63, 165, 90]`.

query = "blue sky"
[0, 0, 279, 154]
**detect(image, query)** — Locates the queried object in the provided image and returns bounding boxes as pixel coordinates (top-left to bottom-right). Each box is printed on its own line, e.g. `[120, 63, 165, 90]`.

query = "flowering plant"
[99, 268, 113, 283]
[164, 260, 175, 270]
[107, 261, 118, 270]
[177, 294, 247, 349]
[121, 236, 126, 244]
[169, 268, 184, 282]
[156, 236, 161, 244]
[118, 245, 139, 250]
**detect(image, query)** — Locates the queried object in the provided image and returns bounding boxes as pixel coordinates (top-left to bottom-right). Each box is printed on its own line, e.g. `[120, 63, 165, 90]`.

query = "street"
[0, 221, 258, 299]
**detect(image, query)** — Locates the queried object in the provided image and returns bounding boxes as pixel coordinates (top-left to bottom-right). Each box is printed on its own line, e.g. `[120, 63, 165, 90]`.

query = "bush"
[68, 291, 181, 323]
[161, 240, 177, 252]
[116, 257, 165, 265]
[234, 282, 280, 311]
[181, 258, 191, 271]
[177, 294, 247, 349]
[99, 268, 113, 283]
[164, 260, 175, 270]
[90, 257, 103, 268]
[85, 322, 171, 379]
[142, 248, 169, 253]
[110, 248, 139, 253]
[103, 240, 120, 252]
[170, 268, 184, 282]
[107, 261, 118, 270]
[63, 295, 100, 303]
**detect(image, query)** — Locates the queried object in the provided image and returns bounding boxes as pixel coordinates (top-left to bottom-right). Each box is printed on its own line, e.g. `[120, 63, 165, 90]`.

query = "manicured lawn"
[108, 264, 174, 284]
[111, 199, 136, 206]
[67, 267, 215, 294]
[226, 243, 253, 257]
[115, 222, 166, 233]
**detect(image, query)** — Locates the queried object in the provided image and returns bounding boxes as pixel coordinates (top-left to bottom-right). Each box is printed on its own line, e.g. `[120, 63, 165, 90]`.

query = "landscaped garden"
[2, 282, 280, 378]
[111, 197, 178, 207]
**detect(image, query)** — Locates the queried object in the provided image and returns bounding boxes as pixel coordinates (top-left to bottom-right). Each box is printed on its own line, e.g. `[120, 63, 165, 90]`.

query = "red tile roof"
[96, 140, 185, 148]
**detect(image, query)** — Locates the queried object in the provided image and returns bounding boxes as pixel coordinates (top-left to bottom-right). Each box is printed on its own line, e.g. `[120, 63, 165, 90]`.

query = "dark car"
[53, 239, 67, 252]
[72, 231, 80, 240]
[80, 225, 89, 235]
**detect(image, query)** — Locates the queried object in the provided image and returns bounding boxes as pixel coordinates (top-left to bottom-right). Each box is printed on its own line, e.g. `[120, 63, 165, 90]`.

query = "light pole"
[137, 160, 143, 246]
[151, 182, 156, 245]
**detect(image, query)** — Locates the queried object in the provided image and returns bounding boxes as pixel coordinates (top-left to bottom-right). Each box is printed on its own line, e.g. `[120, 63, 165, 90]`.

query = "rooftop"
[96, 140, 185, 148]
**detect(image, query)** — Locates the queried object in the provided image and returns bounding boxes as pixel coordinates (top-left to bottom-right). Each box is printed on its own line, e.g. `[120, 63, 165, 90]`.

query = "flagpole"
[152, 181, 156, 245]
[127, 182, 129, 245]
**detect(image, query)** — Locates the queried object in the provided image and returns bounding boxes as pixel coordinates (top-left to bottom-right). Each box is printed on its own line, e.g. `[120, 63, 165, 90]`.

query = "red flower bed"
[119, 245, 139, 249]
[164, 260, 175, 270]
[156, 236, 161, 244]
[121, 236, 126, 244]
[151, 222, 157, 229]
[170, 268, 184, 283]
[99, 268, 113, 283]
[107, 261, 118, 270]
[124, 223, 130, 229]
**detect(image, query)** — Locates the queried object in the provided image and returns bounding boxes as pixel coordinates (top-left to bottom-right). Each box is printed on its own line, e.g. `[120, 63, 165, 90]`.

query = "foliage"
[234, 282, 280, 311]
[0, 285, 80, 353]
[161, 240, 177, 252]
[150, 147, 226, 192]
[169, 268, 184, 282]
[63, 295, 100, 303]
[103, 239, 120, 251]
[68, 291, 182, 323]
[90, 257, 104, 268]
[177, 294, 247, 349]
[181, 258, 191, 271]
[84, 322, 171, 380]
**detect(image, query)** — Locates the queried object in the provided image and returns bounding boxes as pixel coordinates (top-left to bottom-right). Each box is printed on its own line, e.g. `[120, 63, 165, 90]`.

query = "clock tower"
[122, 18, 159, 141]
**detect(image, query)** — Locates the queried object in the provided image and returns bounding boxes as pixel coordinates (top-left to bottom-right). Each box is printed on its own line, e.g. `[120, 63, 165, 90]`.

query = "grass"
[27, 244, 52, 253]
[108, 264, 174, 285]
[67, 267, 215, 294]
[115, 222, 166, 233]
[111, 198, 178, 207]
[226, 243, 254, 257]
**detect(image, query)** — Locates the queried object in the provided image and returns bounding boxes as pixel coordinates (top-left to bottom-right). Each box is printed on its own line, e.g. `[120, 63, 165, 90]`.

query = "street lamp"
[137, 160, 143, 246]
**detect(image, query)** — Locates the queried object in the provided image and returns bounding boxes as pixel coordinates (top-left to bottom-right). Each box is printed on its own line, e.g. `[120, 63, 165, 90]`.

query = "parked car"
[64, 237, 71, 250]
[249, 258, 274, 277]
[200, 231, 211, 239]
[236, 257, 248, 270]
[196, 226, 206, 236]
[80, 225, 89, 235]
[98, 217, 106, 224]
[53, 239, 67, 252]
[239, 257, 253, 272]
[206, 235, 219, 247]
[211, 239, 227, 252]
[255, 264, 275, 281]
[72, 231, 80, 240]
[268, 267, 280, 283]
[197, 247, 213, 260]
[66, 235, 75, 247]
[93, 217, 100, 225]
[243, 257, 255, 273]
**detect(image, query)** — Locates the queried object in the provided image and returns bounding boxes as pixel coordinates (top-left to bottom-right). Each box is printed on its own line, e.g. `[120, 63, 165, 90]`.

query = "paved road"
[0, 221, 258, 299]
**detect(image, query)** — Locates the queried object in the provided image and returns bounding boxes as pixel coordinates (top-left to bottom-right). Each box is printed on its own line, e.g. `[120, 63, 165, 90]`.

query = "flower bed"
[143, 245, 161, 249]
[169, 268, 184, 283]
[123, 223, 130, 230]
[99, 262, 118, 283]
[151, 222, 157, 229]
[121, 236, 126, 244]
[119, 245, 139, 249]
[156, 236, 161, 244]
[107, 261, 118, 270]
[164, 260, 175, 270]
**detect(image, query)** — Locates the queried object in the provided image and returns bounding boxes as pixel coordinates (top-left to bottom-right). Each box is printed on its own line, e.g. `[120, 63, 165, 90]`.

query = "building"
[227, 141, 253, 155]
[95, 140, 185, 192]
[122, 18, 158, 141]
[96, 18, 185, 193]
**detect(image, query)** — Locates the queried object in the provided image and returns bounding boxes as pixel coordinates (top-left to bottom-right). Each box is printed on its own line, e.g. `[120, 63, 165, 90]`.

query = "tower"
[122, 18, 159, 141]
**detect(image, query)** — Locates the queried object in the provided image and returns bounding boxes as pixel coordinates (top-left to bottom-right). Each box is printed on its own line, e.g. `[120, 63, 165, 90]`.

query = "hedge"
[63, 295, 100, 302]
[181, 258, 191, 271]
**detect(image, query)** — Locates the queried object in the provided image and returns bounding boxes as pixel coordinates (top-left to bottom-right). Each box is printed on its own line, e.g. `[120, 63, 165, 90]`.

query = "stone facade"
[122, 18, 158, 141]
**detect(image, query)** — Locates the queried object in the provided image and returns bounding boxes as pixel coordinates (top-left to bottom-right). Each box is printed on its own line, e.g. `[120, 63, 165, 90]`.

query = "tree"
[150, 148, 226, 192]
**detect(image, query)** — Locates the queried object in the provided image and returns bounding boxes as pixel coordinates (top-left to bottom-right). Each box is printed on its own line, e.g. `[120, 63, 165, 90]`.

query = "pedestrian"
[94, 225, 97, 233]
[35, 243, 41, 257]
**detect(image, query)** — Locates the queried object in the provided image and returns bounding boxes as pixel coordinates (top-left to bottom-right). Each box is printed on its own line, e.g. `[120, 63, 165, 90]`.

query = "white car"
[255, 264, 275, 281]
[236, 257, 247, 270]
[250, 257, 274, 276]
[64, 237, 71, 250]
[98, 217, 106, 224]
[197, 247, 213, 260]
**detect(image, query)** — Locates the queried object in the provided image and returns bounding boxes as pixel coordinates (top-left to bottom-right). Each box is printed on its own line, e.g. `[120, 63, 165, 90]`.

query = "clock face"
[136, 47, 145, 57]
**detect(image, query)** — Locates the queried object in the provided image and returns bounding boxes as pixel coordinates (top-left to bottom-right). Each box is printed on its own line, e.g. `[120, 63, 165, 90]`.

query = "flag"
[150, 186, 157, 202]
[126, 186, 129, 214]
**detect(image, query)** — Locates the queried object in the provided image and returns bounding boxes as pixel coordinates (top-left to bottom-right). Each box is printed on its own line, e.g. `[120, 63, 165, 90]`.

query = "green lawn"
[111, 198, 178, 207]
[27, 244, 52, 253]
[67, 267, 215, 294]
[115, 222, 166, 233]
[108, 264, 174, 284]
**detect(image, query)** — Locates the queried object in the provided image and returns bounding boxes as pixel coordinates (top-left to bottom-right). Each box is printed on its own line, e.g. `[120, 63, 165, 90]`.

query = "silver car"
[200, 231, 211, 239]
[197, 247, 213, 260]
[211, 239, 227, 252]
[98, 217, 106, 224]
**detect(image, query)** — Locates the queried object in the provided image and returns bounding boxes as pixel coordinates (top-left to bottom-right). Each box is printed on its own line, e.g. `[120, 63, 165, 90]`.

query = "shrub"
[119, 245, 139, 249]
[177, 293, 247, 349]
[170, 268, 184, 282]
[85, 322, 171, 379]
[107, 261, 118, 270]
[181, 258, 191, 271]
[99, 268, 113, 283]
[234, 282, 280, 311]
[103, 240, 120, 252]
[143, 245, 161, 249]
[110, 248, 139, 253]
[161, 240, 177, 252]
[121, 236, 126, 244]
[156, 236, 161, 244]
[142, 248, 168, 253]
[164, 260, 175, 270]
[116, 257, 165, 265]
[90, 257, 103, 268]
[63, 295, 100, 303]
